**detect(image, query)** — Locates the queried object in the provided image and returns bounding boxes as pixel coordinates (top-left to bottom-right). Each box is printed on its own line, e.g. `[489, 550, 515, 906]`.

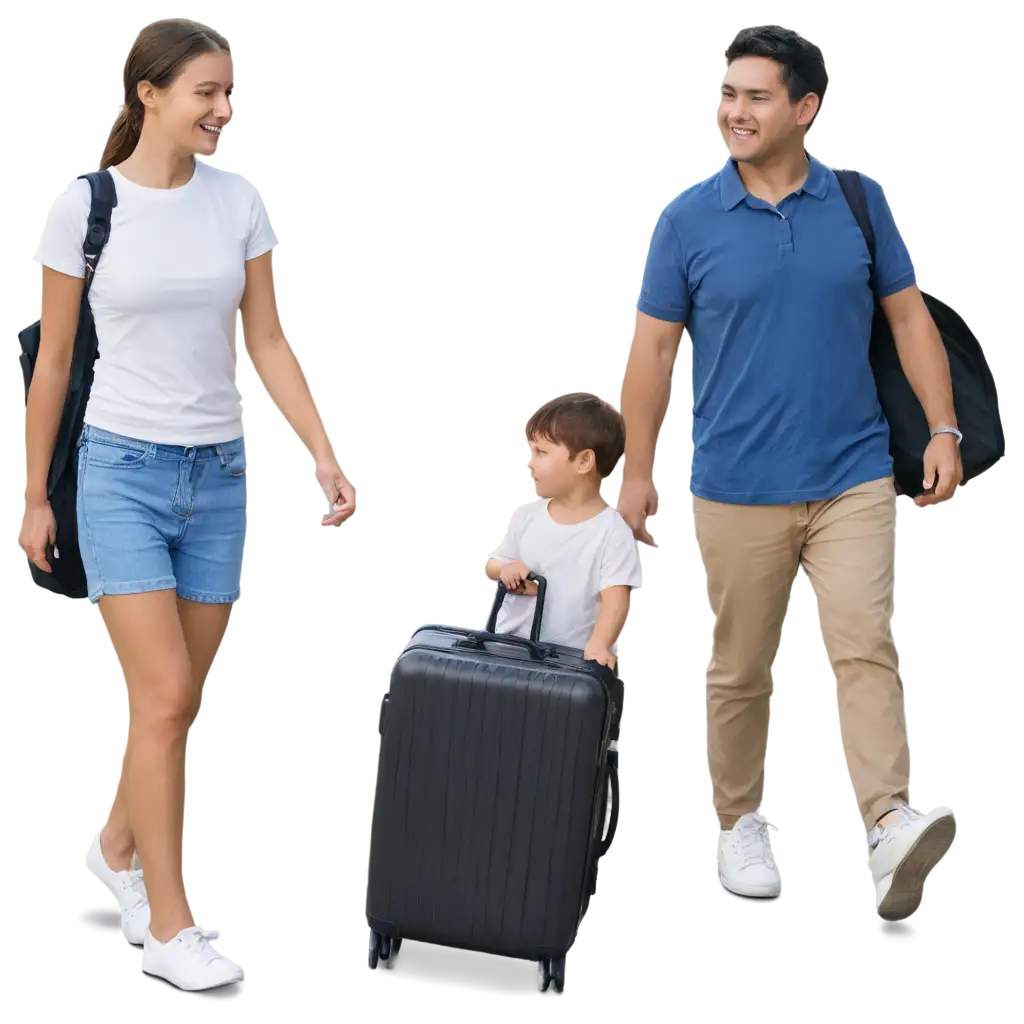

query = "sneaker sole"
[877, 813, 956, 922]
[137, 970, 246, 1003]
[142, 966, 244, 992]
[718, 870, 781, 899]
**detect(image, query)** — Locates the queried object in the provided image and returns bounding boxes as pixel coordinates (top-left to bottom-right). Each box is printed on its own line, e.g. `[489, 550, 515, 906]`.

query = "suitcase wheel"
[537, 956, 565, 994]
[368, 933, 395, 970]
[380, 935, 402, 969]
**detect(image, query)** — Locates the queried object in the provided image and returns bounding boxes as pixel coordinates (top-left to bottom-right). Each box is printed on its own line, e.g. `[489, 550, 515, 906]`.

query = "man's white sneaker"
[718, 812, 782, 898]
[142, 927, 244, 991]
[868, 804, 955, 921]
[85, 831, 150, 946]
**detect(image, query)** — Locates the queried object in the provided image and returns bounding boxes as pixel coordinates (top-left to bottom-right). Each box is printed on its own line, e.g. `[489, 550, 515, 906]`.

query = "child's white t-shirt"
[489, 499, 643, 652]
[33, 160, 278, 446]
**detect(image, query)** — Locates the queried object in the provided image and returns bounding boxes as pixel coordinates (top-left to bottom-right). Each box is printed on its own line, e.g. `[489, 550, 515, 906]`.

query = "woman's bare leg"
[176, 597, 233, 727]
[171, 598, 233, 882]
[99, 590, 196, 941]
[99, 751, 135, 871]
[98, 599, 232, 873]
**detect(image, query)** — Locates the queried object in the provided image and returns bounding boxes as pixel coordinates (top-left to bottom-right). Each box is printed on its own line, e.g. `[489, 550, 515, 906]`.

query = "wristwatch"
[931, 426, 963, 445]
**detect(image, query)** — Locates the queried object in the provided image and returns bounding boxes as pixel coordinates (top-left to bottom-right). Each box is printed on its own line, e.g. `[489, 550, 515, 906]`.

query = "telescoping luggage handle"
[453, 573, 552, 660]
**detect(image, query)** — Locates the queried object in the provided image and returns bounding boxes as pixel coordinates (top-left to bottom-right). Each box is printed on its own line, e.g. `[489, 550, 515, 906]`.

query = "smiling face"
[718, 55, 818, 165]
[138, 50, 234, 158]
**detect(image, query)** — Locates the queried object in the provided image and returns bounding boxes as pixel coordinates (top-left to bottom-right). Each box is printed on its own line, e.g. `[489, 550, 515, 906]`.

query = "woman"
[18, 19, 355, 991]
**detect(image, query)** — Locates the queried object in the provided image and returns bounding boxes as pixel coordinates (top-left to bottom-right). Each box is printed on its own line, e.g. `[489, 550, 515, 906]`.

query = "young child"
[486, 392, 642, 668]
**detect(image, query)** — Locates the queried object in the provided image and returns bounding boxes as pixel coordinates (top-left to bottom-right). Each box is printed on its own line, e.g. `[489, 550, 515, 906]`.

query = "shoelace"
[121, 868, 149, 910]
[736, 816, 778, 869]
[868, 803, 922, 848]
[177, 928, 223, 966]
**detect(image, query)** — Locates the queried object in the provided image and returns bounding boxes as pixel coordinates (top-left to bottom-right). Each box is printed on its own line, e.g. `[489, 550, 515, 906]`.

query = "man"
[617, 25, 959, 920]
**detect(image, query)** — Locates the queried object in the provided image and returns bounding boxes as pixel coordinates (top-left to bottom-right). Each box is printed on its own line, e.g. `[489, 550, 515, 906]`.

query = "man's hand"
[583, 640, 617, 670]
[499, 559, 533, 594]
[915, 433, 962, 507]
[617, 477, 659, 546]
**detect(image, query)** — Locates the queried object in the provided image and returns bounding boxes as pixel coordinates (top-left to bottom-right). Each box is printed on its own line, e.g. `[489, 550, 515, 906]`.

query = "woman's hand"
[19, 500, 57, 572]
[317, 459, 356, 527]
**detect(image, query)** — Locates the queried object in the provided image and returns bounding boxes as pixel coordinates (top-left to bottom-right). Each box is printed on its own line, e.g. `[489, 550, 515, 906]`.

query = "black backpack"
[19, 170, 116, 598]
[834, 169, 1005, 498]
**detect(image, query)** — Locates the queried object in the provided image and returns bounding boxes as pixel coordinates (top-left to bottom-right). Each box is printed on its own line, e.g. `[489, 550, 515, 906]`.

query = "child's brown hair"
[526, 393, 626, 478]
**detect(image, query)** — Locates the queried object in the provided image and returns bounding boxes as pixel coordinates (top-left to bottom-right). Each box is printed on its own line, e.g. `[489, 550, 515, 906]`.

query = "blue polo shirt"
[637, 155, 916, 505]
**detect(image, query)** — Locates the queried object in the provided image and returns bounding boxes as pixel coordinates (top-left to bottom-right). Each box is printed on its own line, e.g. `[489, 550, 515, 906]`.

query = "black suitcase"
[365, 575, 623, 993]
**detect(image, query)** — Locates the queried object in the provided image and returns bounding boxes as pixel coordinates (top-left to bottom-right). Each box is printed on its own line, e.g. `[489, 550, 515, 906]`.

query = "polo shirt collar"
[719, 158, 748, 210]
[719, 152, 831, 210]
[802, 154, 830, 199]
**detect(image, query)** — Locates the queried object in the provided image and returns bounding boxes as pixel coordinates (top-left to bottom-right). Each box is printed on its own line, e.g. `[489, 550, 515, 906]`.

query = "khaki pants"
[693, 477, 909, 832]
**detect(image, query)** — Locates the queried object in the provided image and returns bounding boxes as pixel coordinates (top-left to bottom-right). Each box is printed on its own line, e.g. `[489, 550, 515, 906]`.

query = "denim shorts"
[76, 424, 247, 605]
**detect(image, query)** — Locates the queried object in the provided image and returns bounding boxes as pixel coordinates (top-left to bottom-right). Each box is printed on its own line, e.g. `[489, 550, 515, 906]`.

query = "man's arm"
[880, 285, 956, 430]
[617, 311, 685, 544]
[621, 202, 690, 543]
[861, 173, 959, 506]
[880, 285, 962, 505]
[621, 311, 685, 480]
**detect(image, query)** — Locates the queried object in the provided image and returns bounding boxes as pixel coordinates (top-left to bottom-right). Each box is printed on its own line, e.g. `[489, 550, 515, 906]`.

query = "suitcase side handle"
[485, 573, 547, 641]
[597, 749, 619, 857]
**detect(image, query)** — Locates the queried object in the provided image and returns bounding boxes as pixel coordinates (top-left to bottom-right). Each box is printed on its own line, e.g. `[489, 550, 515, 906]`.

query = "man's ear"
[796, 91, 820, 128]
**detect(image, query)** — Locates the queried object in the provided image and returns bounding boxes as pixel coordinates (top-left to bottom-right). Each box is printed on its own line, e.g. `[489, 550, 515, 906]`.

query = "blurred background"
[6, 2, 1024, 1007]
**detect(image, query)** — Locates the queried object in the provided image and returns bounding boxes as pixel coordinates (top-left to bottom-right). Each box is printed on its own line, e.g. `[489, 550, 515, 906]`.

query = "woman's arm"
[238, 251, 355, 526]
[19, 268, 84, 571]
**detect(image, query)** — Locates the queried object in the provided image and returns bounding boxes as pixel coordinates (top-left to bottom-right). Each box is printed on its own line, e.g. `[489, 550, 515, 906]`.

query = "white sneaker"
[85, 831, 150, 946]
[868, 803, 955, 921]
[718, 812, 782, 898]
[142, 927, 244, 991]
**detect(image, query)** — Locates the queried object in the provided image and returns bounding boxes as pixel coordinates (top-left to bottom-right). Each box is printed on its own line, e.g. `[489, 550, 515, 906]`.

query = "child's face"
[527, 434, 592, 497]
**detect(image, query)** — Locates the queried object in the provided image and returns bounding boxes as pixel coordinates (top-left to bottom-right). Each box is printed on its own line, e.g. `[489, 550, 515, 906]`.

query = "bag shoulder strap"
[834, 168, 877, 292]
[76, 170, 117, 296]
[68, 170, 116, 392]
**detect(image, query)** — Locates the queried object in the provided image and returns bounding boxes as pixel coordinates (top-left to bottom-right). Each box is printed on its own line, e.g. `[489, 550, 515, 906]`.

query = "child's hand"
[499, 559, 532, 594]
[584, 641, 617, 670]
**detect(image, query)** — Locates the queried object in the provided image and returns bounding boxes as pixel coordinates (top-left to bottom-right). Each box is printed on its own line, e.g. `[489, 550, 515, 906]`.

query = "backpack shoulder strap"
[834, 169, 877, 291]
[76, 170, 117, 295]
[68, 170, 117, 392]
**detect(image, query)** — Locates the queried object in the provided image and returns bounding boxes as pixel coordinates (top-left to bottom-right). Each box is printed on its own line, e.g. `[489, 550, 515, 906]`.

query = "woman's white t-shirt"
[33, 160, 278, 445]
[489, 499, 643, 652]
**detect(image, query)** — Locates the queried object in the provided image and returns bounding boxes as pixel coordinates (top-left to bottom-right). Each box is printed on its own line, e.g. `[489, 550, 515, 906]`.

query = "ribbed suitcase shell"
[366, 626, 618, 961]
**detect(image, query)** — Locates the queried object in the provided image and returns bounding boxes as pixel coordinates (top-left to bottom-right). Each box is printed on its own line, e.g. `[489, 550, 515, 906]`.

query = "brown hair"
[526, 393, 627, 478]
[101, 19, 231, 169]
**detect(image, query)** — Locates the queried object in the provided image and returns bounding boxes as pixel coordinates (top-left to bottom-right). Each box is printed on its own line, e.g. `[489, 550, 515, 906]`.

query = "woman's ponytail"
[100, 101, 142, 170]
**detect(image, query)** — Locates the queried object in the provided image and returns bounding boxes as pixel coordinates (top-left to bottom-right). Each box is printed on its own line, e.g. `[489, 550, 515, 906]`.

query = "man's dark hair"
[725, 25, 828, 127]
[526, 393, 626, 479]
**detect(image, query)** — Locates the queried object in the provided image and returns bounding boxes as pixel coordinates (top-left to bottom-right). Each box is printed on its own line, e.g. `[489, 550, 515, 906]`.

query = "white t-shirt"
[33, 160, 278, 445]
[489, 499, 643, 652]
